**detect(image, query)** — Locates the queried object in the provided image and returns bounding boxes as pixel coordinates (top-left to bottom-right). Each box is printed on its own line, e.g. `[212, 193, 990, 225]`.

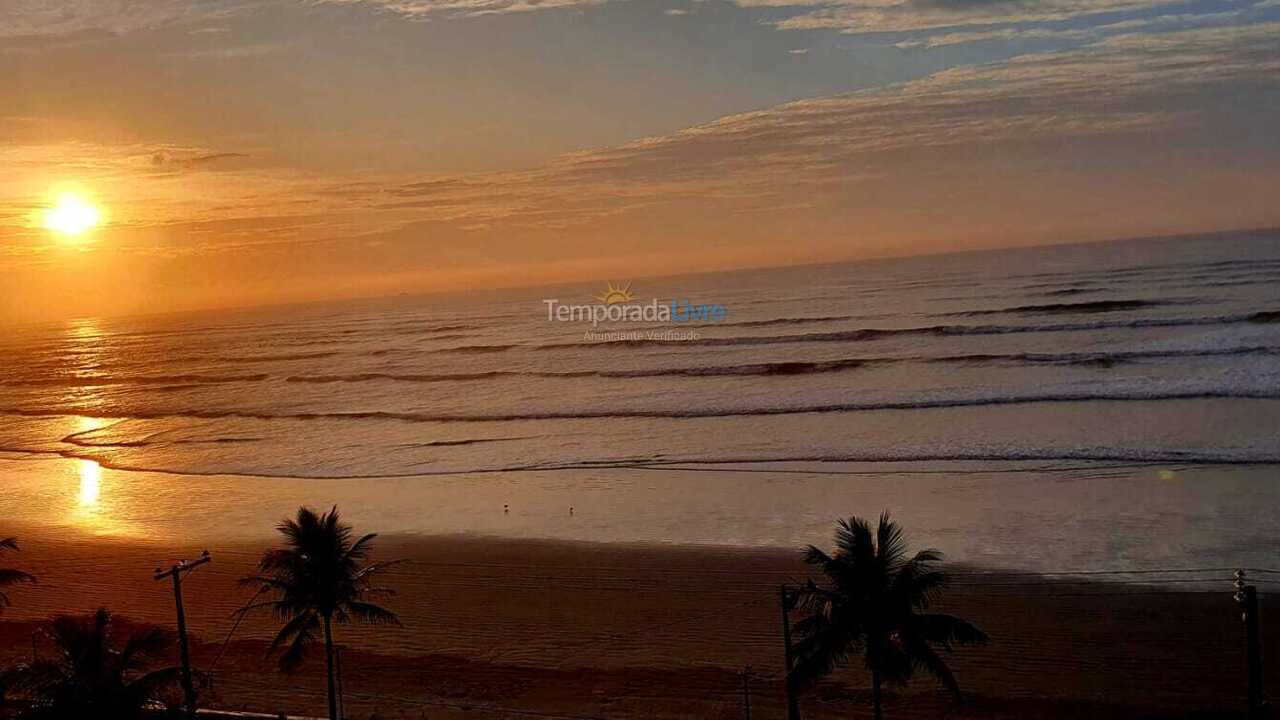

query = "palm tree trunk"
[871, 667, 882, 720]
[323, 612, 339, 720]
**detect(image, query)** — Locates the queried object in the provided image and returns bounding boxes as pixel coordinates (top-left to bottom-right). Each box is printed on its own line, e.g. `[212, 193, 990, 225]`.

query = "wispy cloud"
[0, 0, 254, 38]
[148, 150, 251, 171]
[888, 8, 1260, 48]
[746, 0, 1189, 34]
[371, 23, 1278, 226]
[312, 0, 609, 20]
[4, 0, 1270, 51]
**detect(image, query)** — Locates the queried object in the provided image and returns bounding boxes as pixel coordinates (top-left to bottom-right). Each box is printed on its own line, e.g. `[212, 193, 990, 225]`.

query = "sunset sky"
[2, 0, 1278, 322]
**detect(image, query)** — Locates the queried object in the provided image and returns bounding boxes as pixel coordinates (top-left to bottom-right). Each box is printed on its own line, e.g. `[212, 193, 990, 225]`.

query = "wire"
[206, 585, 271, 678]
[210, 673, 612, 720]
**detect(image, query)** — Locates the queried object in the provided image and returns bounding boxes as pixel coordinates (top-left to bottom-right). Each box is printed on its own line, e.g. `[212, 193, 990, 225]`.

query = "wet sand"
[0, 533, 1276, 718]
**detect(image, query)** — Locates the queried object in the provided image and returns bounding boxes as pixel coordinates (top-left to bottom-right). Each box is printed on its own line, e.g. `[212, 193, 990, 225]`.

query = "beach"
[1, 531, 1275, 718]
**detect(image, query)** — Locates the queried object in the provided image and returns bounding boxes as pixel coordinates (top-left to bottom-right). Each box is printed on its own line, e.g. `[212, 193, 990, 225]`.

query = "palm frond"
[269, 610, 320, 673]
[791, 603, 860, 687]
[347, 532, 378, 559]
[120, 626, 175, 670]
[237, 575, 291, 592]
[0, 569, 37, 588]
[353, 558, 406, 581]
[891, 557, 946, 609]
[912, 613, 989, 650]
[346, 601, 401, 626]
[802, 544, 833, 567]
[0, 537, 35, 604]
[902, 635, 960, 697]
[792, 580, 841, 615]
[834, 516, 875, 565]
[875, 511, 908, 568]
[125, 666, 183, 700]
[0, 660, 68, 696]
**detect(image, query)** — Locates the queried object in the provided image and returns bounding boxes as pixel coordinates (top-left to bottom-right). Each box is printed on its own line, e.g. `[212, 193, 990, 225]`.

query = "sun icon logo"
[594, 281, 635, 305]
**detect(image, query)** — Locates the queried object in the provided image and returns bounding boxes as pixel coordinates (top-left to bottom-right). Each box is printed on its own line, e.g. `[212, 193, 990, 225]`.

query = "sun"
[43, 193, 102, 239]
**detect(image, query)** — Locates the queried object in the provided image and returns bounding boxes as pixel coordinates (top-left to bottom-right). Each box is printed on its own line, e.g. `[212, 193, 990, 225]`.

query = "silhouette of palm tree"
[1, 608, 180, 719]
[0, 537, 35, 612]
[240, 506, 401, 720]
[791, 512, 988, 719]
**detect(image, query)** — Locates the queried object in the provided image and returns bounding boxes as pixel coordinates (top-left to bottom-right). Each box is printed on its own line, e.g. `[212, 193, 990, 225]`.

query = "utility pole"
[740, 664, 752, 720]
[1234, 570, 1269, 720]
[155, 550, 211, 718]
[780, 584, 802, 720]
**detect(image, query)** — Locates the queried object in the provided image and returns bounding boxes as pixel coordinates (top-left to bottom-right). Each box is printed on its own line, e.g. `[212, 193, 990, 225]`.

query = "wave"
[219, 351, 340, 363]
[285, 358, 873, 384]
[715, 315, 856, 328]
[521, 310, 1280, 351]
[540, 448, 1280, 469]
[928, 346, 1278, 368]
[62, 432, 530, 449]
[287, 371, 512, 384]
[169, 351, 341, 365]
[62, 435, 263, 448]
[40, 444, 1280, 481]
[439, 344, 517, 354]
[1037, 288, 1098, 297]
[281, 346, 1278, 385]
[0, 373, 269, 388]
[5, 345, 1273, 391]
[415, 323, 476, 333]
[945, 299, 1172, 317]
[6, 389, 1279, 424]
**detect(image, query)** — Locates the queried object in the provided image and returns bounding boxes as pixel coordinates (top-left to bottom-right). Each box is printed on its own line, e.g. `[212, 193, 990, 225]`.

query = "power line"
[950, 577, 1237, 588]
[18, 547, 1278, 581]
[209, 673, 612, 720]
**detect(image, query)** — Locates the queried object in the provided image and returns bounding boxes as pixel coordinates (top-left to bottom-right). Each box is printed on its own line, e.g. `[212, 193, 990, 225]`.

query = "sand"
[0, 533, 1276, 719]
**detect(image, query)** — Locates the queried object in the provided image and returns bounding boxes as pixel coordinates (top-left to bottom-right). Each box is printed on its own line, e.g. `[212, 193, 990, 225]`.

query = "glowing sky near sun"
[1, 1, 1278, 322]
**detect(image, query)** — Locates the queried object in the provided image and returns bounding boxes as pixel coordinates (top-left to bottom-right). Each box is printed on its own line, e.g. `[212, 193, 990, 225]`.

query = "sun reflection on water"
[61, 318, 115, 408]
[68, 458, 131, 536]
[77, 459, 102, 507]
[55, 317, 129, 535]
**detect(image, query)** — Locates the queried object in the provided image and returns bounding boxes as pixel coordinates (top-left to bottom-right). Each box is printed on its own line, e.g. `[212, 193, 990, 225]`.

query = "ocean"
[2, 229, 1279, 571]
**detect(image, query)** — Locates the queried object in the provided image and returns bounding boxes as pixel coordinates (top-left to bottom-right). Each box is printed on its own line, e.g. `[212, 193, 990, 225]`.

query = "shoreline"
[1, 531, 1276, 718]
[4, 452, 1279, 573]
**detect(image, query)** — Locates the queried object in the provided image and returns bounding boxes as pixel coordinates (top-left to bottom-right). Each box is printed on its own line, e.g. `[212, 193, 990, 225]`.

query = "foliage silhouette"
[791, 512, 988, 719]
[240, 506, 401, 720]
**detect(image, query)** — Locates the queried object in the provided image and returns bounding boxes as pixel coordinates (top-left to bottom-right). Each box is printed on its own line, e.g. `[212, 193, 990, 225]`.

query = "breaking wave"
[520, 311, 1280, 351]
[282, 346, 1278, 384]
[6, 389, 1279, 424]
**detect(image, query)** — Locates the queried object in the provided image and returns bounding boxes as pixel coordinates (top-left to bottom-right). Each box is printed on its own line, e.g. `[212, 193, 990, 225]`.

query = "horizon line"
[6, 223, 1277, 330]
